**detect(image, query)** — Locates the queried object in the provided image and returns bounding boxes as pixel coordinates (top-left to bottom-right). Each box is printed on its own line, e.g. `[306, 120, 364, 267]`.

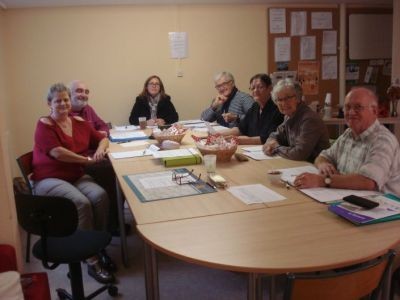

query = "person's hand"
[211, 94, 227, 110]
[92, 149, 107, 162]
[222, 112, 237, 123]
[317, 162, 338, 176]
[147, 119, 156, 126]
[293, 173, 324, 189]
[98, 131, 108, 137]
[155, 118, 166, 126]
[263, 140, 279, 156]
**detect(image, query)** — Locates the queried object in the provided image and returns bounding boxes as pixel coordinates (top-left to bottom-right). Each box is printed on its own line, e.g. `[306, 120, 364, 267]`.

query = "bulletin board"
[267, 7, 340, 108]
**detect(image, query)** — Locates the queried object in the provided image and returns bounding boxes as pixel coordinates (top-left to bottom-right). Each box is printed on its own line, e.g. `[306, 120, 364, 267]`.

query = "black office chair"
[14, 190, 118, 299]
[283, 250, 395, 300]
[16, 151, 34, 262]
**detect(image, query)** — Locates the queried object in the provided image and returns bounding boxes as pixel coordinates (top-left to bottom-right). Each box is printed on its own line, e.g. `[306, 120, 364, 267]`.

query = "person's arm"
[314, 155, 338, 176]
[238, 93, 255, 123]
[92, 137, 109, 162]
[237, 136, 262, 145]
[219, 127, 241, 137]
[200, 99, 220, 122]
[49, 146, 95, 165]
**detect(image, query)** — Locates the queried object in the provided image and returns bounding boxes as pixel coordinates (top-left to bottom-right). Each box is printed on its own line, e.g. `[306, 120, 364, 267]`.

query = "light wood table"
[109, 133, 400, 300]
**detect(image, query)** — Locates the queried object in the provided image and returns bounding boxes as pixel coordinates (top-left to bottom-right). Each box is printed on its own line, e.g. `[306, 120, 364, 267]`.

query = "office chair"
[16, 151, 34, 262]
[283, 250, 395, 300]
[14, 190, 118, 299]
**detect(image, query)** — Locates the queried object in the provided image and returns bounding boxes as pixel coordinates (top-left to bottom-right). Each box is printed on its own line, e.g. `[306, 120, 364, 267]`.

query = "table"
[109, 133, 400, 300]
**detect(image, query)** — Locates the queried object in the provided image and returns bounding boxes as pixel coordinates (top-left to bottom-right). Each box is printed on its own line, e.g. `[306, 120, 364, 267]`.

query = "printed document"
[227, 184, 286, 205]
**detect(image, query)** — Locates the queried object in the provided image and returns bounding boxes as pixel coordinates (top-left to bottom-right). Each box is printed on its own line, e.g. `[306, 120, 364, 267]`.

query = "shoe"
[111, 223, 131, 237]
[99, 250, 117, 272]
[87, 262, 115, 284]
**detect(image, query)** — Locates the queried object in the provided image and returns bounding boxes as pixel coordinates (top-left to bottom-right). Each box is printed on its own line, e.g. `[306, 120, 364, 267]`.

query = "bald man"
[294, 87, 400, 196]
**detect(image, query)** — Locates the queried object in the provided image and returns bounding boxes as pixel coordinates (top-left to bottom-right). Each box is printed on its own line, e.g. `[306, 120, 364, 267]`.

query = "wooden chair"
[283, 250, 395, 300]
[16, 151, 34, 262]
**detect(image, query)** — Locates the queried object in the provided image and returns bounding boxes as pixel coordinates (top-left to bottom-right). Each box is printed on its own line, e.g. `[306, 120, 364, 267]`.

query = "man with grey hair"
[69, 80, 109, 137]
[294, 87, 400, 196]
[200, 71, 254, 128]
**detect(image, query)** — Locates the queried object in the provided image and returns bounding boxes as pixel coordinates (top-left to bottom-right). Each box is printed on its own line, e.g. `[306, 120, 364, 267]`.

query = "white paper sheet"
[114, 125, 139, 131]
[110, 131, 147, 140]
[269, 8, 286, 34]
[322, 30, 337, 54]
[152, 148, 198, 158]
[242, 146, 263, 152]
[279, 165, 319, 185]
[322, 56, 337, 80]
[110, 150, 152, 159]
[227, 184, 286, 205]
[242, 151, 278, 161]
[311, 12, 332, 29]
[169, 32, 188, 59]
[300, 36, 316, 60]
[274, 37, 291, 62]
[300, 188, 380, 203]
[291, 11, 307, 36]
[120, 140, 149, 148]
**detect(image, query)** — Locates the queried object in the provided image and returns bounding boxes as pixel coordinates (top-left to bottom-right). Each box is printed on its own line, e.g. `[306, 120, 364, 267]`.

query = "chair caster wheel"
[108, 285, 118, 297]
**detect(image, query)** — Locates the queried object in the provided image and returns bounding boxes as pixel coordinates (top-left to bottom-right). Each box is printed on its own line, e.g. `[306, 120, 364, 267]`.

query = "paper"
[300, 36, 316, 60]
[114, 125, 139, 131]
[311, 12, 332, 29]
[298, 61, 320, 95]
[269, 8, 286, 34]
[193, 126, 227, 133]
[152, 148, 198, 158]
[242, 146, 263, 152]
[279, 165, 319, 185]
[322, 30, 337, 54]
[169, 32, 188, 59]
[110, 150, 152, 159]
[227, 184, 286, 205]
[119, 140, 149, 148]
[178, 119, 204, 125]
[291, 11, 307, 36]
[346, 63, 360, 81]
[110, 131, 147, 141]
[242, 151, 277, 161]
[322, 56, 337, 80]
[274, 37, 291, 62]
[304, 188, 380, 204]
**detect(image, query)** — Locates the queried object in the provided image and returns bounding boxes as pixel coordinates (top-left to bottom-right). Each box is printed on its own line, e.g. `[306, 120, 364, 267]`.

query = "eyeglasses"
[249, 85, 266, 91]
[343, 104, 373, 113]
[215, 80, 232, 90]
[172, 169, 201, 185]
[75, 88, 90, 95]
[148, 82, 160, 87]
[275, 94, 296, 103]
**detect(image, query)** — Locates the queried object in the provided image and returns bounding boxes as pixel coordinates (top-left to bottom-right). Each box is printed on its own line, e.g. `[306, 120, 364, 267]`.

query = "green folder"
[162, 154, 203, 167]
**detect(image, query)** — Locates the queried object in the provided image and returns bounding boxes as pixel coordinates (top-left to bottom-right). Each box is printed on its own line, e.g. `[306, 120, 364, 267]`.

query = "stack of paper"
[109, 131, 148, 143]
[241, 146, 277, 160]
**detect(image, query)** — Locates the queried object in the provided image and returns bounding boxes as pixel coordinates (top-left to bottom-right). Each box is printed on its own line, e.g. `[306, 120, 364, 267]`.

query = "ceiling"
[0, 0, 393, 10]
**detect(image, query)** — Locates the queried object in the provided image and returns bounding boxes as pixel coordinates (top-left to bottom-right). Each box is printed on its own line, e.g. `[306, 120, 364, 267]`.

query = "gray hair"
[46, 83, 70, 102]
[347, 87, 378, 107]
[271, 78, 303, 103]
[68, 80, 81, 92]
[214, 71, 235, 84]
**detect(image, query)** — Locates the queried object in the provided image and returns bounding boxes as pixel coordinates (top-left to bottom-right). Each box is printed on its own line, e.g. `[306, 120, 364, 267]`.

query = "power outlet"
[177, 70, 183, 77]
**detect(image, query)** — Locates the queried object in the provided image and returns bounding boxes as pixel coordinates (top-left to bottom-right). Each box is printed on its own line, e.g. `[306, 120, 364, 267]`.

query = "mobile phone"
[342, 195, 379, 209]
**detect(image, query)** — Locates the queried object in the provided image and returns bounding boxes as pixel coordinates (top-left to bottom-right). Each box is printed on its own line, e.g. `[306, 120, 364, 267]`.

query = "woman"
[262, 79, 330, 162]
[220, 73, 283, 144]
[129, 75, 179, 126]
[31, 83, 115, 284]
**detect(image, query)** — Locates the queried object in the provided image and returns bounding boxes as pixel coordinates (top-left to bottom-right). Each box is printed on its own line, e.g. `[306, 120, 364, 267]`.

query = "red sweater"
[32, 117, 104, 183]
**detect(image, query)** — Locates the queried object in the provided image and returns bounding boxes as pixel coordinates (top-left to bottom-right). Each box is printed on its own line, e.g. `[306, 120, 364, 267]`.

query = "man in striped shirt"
[294, 87, 400, 197]
[200, 71, 254, 128]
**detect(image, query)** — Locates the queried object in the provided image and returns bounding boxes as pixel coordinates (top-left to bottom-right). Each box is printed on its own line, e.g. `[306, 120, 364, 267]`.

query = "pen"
[206, 182, 217, 190]
[285, 181, 290, 190]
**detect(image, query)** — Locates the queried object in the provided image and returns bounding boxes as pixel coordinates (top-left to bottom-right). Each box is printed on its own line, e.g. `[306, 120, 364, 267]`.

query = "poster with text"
[298, 61, 320, 95]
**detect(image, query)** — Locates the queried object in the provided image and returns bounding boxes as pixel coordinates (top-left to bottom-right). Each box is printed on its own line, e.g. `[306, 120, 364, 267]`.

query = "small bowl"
[196, 144, 237, 162]
[153, 132, 186, 144]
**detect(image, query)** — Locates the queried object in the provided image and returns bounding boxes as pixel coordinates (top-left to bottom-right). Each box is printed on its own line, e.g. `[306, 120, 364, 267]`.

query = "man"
[200, 71, 254, 128]
[69, 80, 109, 136]
[295, 87, 400, 196]
[220, 73, 283, 144]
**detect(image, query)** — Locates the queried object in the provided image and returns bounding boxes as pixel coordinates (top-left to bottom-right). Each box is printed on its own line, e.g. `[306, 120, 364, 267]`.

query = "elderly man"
[200, 71, 254, 128]
[295, 87, 400, 196]
[220, 73, 283, 144]
[69, 80, 109, 136]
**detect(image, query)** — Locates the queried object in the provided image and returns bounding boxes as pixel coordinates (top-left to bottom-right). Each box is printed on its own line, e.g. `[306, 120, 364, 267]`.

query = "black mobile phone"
[342, 195, 379, 209]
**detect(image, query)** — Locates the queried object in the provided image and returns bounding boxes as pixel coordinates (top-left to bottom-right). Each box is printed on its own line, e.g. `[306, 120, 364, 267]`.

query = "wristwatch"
[324, 175, 332, 188]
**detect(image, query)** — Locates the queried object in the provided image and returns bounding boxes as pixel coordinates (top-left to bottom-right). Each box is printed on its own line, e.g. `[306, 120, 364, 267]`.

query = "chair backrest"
[14, 192, 78, 238]
[284, 250, 395, 300]
[16, 151, 34, 194]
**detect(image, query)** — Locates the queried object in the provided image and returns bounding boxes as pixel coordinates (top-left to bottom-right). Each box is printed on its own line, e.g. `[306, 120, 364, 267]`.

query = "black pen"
[206, 182, 217, 190]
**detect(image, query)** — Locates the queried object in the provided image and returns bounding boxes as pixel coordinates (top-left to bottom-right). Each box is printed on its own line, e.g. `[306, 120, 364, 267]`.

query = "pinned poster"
[168, 32, 188, 59]
[311, 12, 332, 29]
[300, 36, 316, 60]
[269, 8, 286, 34]
[322, 56, 337, 80]
[274, 37, 291, 62]
[298, 61, 320, 95]
[291, 11, 307, 36]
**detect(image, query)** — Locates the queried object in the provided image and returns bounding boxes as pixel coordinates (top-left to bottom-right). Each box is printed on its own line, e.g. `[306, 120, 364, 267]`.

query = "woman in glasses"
[129, 75, 179, 126]
[262, 78, 330, 162]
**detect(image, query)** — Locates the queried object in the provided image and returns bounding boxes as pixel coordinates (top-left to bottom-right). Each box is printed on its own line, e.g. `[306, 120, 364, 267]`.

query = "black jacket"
[129, 95, 179, 125]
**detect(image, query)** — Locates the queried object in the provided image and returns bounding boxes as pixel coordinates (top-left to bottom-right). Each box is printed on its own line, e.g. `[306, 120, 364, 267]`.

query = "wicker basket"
[196, 144, 237, 162]
[153, 132, 186, 144]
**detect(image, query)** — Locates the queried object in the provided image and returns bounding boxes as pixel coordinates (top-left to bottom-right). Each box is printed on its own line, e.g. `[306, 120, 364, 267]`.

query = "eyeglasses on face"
[249, 85, 266, 91]
[75, 88, 90, 95]
[275, 94, 296, 103]
[343, 104, 372, 113]
[148, 82, 160, 87]
[215, 80, 232, 90]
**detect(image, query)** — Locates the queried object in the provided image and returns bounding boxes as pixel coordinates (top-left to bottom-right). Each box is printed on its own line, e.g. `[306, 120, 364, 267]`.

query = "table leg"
[247, 273, 262, 300]
[116, 178, 129, 267]
[144, 242, 160, 300]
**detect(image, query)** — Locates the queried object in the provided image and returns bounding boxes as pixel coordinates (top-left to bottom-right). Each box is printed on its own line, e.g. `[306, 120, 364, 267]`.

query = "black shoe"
[111, 223, 131, 237]
[99, 250, 117, 272]
[87, 262, 115, 284]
